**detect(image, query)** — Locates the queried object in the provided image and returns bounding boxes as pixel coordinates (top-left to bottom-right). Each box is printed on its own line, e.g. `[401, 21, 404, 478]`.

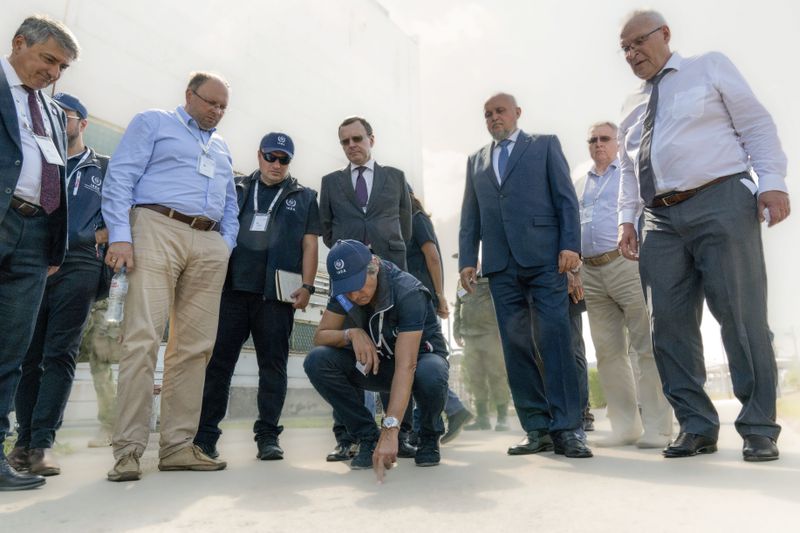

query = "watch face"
[382, 416, 400, 429]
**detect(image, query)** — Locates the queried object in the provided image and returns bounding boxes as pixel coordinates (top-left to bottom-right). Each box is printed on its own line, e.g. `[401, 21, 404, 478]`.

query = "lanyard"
[583, 168, 615, 207]
[174, 112, 214, 154]
[67, 150, 91, 196]
[253, 180, 287, 233]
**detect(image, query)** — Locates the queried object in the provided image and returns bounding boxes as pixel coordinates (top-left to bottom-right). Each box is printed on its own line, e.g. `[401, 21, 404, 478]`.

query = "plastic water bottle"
[104, 267, 129, 325]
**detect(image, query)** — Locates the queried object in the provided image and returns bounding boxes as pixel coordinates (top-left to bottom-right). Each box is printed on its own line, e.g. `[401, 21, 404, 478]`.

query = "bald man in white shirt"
[617, 10, 788, 462]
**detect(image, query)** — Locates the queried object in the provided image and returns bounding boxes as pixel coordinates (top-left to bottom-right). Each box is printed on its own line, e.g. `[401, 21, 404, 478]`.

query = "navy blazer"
[0, 66, 69, 266]
[459, 131, 580, 275]
[319, 162, 412, 270]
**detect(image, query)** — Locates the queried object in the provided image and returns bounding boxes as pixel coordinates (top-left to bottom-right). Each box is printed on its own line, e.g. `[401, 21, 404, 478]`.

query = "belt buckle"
[660, 194, 678, 207]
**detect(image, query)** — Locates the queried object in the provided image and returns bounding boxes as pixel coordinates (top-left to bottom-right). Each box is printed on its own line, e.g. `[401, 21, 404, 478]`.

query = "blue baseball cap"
[327, 240, 373, 297]
[53, 92, 88, 119]
[260, 132, 294, 158]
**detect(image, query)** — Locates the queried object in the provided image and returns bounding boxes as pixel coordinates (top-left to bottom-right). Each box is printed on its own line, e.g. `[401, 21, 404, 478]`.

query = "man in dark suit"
[0, 15, 80, 491]
[459, 93, 591, 458]
[319, 116, 412, 269]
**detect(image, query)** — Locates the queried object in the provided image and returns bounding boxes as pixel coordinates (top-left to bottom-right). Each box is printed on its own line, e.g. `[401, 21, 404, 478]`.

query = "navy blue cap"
[260, 132, 294, 158]
[53, 92, 88, 119]
[327, 240, 373, 297]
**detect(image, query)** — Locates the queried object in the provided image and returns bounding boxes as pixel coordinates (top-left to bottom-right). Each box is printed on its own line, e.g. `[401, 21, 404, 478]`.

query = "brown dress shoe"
[28, 448, 61, 476]
[6, 447, 30, 471]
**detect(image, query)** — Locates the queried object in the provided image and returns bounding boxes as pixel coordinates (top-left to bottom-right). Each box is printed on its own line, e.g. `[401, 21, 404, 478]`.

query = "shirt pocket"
[672, 86, 706, 120]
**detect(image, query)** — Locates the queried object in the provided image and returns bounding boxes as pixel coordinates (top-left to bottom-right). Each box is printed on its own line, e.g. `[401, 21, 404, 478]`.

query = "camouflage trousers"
[462, 332, 511, 408]
[79, 302, 121, 431]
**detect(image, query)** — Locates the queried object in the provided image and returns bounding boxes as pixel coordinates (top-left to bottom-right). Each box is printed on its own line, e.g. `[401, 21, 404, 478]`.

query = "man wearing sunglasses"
[102, 72, 238, 481]
[574, 121, 672, 449]
[617, 10, 788, 461]
[194, 132, 320, 462]
[319, 116, 412, 270]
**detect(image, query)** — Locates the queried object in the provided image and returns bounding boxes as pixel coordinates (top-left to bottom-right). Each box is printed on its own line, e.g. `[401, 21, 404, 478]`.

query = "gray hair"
[14, 15, 80, 60]
[588, 121, 619, 135]
[187, 71, 230, 92]
[622, 9, 667, 29]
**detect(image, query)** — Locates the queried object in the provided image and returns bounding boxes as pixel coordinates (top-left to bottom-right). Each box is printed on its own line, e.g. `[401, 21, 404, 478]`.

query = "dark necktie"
[355, 166, 368, 209]
[497, 139, 511, 182]
[24, 86, 60, 214]
[637, 68, 674, 205]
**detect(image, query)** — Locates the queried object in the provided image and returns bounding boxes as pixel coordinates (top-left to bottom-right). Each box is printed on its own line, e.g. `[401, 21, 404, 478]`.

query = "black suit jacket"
[0, 65, 68, 266]
[319, 162, 412, 269]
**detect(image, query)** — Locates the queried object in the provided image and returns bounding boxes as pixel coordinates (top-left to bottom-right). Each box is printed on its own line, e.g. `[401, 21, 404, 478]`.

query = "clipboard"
[275, 269, 303, 303]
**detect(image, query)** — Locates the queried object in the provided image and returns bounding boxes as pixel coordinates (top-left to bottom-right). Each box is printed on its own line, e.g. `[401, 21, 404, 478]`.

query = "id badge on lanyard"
[34, 134, 64, 165]
[249, 182, 286, 232]
[175, 112, 216, 178]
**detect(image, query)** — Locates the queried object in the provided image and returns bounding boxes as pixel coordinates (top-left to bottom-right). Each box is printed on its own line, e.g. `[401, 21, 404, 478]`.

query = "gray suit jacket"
[319, 162, 412, 270]
[0, 66, 68, 266]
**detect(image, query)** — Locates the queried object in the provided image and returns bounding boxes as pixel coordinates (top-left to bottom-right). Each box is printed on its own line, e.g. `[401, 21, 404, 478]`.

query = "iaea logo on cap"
[278, 135, 286, 145]
[334, 259, 345, 271]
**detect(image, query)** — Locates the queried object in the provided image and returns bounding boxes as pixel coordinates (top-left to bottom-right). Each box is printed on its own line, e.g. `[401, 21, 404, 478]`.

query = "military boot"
[494, 403, 510, 432]
[465, 402, 491, 431]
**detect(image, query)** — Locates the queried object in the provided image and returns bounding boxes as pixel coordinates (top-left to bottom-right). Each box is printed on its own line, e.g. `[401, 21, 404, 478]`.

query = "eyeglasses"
[262, 152, 292, 165]
[587, 135, 614, 144]
[191, 90, 227, 112]
[620, 26, 663, 55]
[339, 135, 365, 146]
[65, 114, 82, 121]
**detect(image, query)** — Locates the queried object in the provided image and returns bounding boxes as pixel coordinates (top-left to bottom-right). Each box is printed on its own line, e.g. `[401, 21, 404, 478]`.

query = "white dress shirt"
[2, 55, 53, 205]
[492, 128, 520, 183]
[350, 158, 375, 212]
[618, 52, 787, 224]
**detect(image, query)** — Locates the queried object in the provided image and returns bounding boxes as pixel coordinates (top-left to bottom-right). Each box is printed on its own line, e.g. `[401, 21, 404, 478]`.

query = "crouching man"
[305, 240, 448, 480]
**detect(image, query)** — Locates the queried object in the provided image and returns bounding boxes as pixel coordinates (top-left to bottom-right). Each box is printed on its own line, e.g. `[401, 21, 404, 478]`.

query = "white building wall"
[3, 0, 423, 233]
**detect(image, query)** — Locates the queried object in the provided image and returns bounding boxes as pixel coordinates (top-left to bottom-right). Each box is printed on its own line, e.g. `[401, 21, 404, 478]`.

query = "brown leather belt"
[10, 196, 44, 217]
[136, 204, 219, 231]
[648, 173, 745, 208]
[583, 249, 621, 267]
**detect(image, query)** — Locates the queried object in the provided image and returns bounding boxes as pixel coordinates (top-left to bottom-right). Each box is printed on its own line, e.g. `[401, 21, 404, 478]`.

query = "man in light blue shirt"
[575, 121, 672, 449]
[102, 72, 238, 482]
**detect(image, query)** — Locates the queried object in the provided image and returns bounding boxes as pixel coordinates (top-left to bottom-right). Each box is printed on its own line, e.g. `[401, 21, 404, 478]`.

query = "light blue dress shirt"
[102, 106, 239, 249]
[580, 161, 621, 257]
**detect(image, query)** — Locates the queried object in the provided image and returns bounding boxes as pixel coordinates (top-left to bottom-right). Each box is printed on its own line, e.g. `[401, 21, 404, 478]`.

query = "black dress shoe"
[553, 430, 593, 458]
[662, 432, 717, 458]
[0, 459, 46, 491]
[507, 430, 554, 455]
[397, 435, 417, 458]
[743, 434, 779, 462]
[326, 442, 358, 462]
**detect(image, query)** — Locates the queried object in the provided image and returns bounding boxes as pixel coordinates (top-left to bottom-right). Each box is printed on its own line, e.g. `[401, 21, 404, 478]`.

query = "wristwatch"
[302, 283, 316, 294]
[381, 416, 400, 430]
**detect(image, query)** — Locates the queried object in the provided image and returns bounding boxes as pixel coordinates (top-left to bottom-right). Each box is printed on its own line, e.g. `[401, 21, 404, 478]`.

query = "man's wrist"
[343, 328, 351, 345]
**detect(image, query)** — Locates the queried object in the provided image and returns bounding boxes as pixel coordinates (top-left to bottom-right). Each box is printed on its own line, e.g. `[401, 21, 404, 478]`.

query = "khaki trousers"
[582, 254, 673, 439]
[112, 208, 229, 459]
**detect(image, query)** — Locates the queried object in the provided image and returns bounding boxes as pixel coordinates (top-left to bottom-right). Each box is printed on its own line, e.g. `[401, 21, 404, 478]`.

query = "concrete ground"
[2, 399, 798, 533]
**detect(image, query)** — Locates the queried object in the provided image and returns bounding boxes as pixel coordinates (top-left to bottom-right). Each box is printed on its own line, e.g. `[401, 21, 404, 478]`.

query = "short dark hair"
[187, 71, 230, 92]
[15, 14, 80, 59]
[339, 116, 373, 137]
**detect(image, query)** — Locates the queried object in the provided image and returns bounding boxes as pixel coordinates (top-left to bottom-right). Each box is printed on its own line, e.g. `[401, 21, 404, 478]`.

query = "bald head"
[620, 10, 672, 80]
[484, 93, 521, 141]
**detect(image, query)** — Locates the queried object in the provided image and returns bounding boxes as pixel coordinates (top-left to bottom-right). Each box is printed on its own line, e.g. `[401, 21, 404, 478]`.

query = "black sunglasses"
[262, 152, 292, 165]
[340, 135, 365, 146]
[587, 135, 614, 144]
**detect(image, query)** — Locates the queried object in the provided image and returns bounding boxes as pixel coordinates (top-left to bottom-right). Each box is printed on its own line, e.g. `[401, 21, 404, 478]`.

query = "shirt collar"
[589, 159, 619, 177]
[494, 128, 520, 149]
[175, 105, 216, 134]
[1, 56, 24, 89]
[350, 158, 375, 174]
